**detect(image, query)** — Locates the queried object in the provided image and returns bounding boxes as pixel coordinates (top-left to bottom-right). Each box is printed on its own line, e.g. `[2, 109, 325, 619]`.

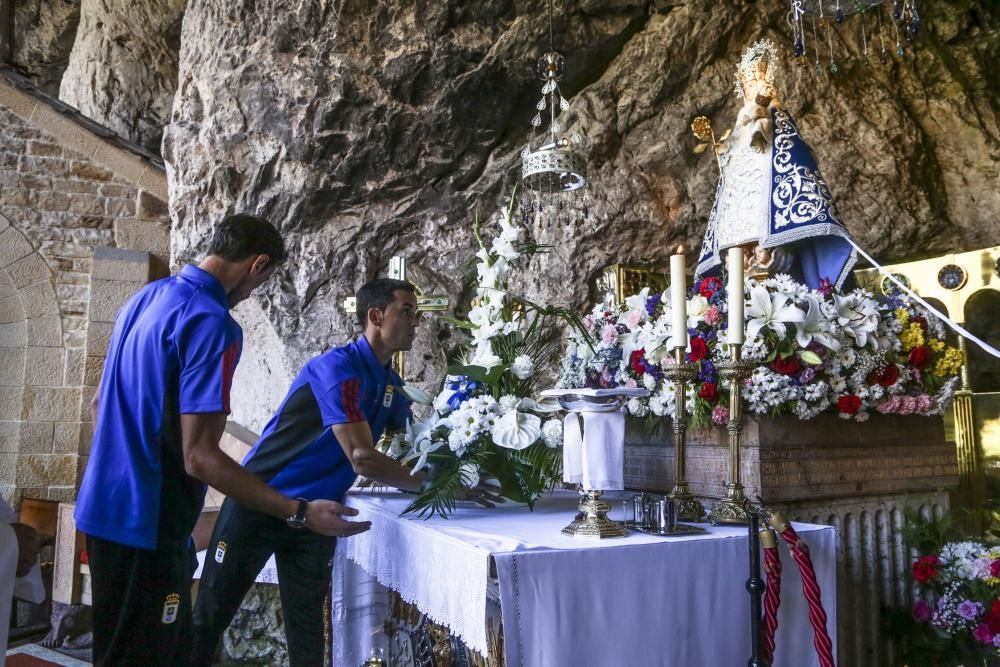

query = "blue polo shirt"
[75, 265, 242, 550]
[242, 336, 411, 501]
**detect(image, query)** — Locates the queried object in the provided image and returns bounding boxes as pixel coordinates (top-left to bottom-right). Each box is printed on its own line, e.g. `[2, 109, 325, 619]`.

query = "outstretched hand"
[458, 483, 505, 509]
[305, 499, 371, 537]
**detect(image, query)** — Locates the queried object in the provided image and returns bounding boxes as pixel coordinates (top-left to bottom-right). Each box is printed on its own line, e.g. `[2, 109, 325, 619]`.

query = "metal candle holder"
[661, 347, 705, 522]
[710, 342, 755, 525]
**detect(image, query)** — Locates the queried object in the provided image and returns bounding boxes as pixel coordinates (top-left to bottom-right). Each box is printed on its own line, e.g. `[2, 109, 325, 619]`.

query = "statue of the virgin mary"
[696, 39, 857, 290]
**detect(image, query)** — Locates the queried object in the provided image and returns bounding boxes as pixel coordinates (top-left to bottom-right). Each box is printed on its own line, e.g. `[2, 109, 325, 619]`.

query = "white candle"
[727, 246, 745, 345]
[670, 247, 687, 349]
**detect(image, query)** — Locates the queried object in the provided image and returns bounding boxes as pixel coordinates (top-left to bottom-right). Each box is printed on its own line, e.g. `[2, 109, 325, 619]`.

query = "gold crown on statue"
[734, 39, 781, 99]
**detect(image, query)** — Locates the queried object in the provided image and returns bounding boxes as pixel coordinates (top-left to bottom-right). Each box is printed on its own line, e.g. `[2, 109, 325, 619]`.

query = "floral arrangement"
[557, 273, 962, 426]
[389, 196, 579, 518]
[907, 539, 1000, 661]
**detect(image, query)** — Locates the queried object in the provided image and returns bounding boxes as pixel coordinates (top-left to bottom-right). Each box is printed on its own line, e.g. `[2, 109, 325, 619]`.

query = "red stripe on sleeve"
[342, 378, 364, 422]
[221, 342, 239, 413]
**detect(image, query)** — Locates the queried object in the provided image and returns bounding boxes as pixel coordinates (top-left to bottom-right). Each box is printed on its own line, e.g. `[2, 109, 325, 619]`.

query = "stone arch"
[964, 289, 1000, 393]
[0, 212, 80, 506]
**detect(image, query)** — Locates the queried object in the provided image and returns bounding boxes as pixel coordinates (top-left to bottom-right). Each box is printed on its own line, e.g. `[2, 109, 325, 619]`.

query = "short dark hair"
[356, 278, 416, 326]
[208, 214, 287, 265]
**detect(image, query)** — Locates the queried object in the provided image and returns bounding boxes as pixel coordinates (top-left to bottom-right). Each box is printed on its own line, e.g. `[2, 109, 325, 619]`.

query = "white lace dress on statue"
[712, 104, 772, 251]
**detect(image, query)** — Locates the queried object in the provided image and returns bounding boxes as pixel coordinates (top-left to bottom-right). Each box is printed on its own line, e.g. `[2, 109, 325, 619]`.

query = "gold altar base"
[662, 348, 706, 522]
[709, 483, 751, 524]
[668, 482, 706, 523]
[561, 489, 628, 538]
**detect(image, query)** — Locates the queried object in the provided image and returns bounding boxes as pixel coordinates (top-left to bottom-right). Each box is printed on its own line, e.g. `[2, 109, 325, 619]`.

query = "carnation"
[511, 354, 534, 379]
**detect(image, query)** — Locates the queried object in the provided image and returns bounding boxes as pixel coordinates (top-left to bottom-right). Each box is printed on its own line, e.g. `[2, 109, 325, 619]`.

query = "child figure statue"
[695, 39, 857, 290]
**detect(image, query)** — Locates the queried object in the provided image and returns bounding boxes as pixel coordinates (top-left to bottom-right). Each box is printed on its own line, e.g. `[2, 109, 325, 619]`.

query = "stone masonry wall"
[0, 91, 170, 505]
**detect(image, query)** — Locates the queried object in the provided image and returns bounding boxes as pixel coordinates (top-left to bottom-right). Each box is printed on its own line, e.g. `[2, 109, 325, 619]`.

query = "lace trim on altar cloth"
[341, 502, 492, 656]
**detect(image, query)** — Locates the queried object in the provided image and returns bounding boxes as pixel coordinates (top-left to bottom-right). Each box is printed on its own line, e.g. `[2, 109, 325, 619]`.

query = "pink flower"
[601, 324, 619, 345]
[624, 310, 644, 329]
[624, 378, 638, 389]
[704, 305, 722, 326]
[916, 395, 933, 414]
[974, 623, 994, 644]
[876, 400, 894, 414]
[899, 396, 917, 415]
[582, 315, 593, 330]
[912, 598, 932, 622]
[711, 405, 729, 425]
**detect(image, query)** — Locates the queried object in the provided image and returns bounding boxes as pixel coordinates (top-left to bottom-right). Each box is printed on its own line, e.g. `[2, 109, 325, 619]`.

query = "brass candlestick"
[661, 347, 705, 522]
[710, 343, 755, 525]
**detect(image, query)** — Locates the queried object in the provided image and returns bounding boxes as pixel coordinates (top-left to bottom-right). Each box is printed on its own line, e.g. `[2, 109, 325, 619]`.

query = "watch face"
[937, 264, 967, 290]
[879, 272, 910, 297]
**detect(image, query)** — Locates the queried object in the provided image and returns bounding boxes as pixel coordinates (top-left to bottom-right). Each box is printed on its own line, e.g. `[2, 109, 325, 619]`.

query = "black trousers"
[191, 498, 336, 667]
[85, 533, 195, 667]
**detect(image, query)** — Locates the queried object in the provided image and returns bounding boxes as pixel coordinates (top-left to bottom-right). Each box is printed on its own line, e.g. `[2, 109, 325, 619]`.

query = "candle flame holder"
[661, 347, 705, 522]
[710, 343, 755, 525]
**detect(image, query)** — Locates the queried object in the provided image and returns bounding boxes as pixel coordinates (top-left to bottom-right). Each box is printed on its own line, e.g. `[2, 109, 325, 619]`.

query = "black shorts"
[85, 533, 196, 666]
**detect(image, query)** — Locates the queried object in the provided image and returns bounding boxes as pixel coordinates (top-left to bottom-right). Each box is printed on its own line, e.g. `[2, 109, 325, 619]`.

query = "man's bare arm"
[181, 413, 370, 537]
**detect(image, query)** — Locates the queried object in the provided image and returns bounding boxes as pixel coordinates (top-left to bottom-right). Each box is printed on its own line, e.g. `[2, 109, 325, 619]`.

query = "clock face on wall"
[937, 264, 968, 291]
[878, 272, 911, 297]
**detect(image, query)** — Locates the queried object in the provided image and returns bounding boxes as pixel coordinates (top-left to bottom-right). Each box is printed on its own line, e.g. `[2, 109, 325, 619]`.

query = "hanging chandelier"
[519, 0, 588, 227]
[788, 0, 922, 75]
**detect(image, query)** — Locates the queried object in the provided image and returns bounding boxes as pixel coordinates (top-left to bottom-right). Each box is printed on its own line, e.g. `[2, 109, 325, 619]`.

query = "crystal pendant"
[892, 1, 903, 20]
[910, 15, 921, 35]
[793, 37, 804, 57]
[829, 61, 839, 75]
[835, 8, 845, 24]
[815, 63, 822, 75]
[895, 44, 904, 56]
[880, 48, 889, 64]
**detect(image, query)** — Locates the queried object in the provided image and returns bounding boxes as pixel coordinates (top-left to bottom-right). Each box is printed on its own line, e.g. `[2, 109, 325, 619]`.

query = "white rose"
[511, 355, 534, 379]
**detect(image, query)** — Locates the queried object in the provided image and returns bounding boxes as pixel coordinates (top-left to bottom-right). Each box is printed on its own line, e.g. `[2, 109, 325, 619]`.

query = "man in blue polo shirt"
[75, 214, 370, 666]
[191, 278, 500, 666]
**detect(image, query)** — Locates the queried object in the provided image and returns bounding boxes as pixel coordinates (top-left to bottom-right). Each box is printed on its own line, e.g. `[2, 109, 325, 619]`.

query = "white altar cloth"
[332, 489, 837, 667]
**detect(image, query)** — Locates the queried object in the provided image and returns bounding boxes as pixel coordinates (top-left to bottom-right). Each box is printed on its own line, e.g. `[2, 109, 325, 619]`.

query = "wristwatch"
[286, 498, 308, 529]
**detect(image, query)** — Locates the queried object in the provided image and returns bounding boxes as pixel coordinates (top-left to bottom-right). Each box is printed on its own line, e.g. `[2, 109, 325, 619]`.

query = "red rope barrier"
[761, 528, 781, 665]
[772, 517, 836, 667]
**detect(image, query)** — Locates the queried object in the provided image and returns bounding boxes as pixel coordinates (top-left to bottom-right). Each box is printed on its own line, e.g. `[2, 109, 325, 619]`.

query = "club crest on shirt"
[162, 593, 181, 624]
[383, 385, 394, 408]
[214, 540, 227, 564]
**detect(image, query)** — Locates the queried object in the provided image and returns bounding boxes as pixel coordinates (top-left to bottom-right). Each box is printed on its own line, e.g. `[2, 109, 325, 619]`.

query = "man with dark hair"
[75, 213, 369, 666]
[191, 278, 499, 667]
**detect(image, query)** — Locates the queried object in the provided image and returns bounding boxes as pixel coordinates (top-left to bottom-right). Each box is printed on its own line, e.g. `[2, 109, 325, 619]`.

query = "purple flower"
[912, 598, 932, 622]
[799, 367, 816, 383]
[645, 294, 660, 317]
[973, 623, 993, 644]
[958, 600, 984, 621]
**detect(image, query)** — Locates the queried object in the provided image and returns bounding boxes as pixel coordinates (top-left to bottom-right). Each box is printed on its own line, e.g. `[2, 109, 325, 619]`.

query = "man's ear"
[367, 306, 384, 328]
[249, 254, 271, 275]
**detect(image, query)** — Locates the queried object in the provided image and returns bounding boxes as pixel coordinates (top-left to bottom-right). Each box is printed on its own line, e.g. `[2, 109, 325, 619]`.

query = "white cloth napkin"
[562, 409, 625, 490]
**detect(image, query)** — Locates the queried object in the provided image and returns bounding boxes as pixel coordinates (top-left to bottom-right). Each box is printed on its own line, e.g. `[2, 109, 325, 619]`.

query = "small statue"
[694, 39, 857, 289]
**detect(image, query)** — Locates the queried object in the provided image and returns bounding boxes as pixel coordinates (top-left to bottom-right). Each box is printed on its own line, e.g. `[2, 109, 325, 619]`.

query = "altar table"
[332, 489, 837, 667]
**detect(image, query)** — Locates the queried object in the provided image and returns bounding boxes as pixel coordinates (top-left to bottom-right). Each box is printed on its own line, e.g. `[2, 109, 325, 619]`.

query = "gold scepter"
[691, 116, 730, 176]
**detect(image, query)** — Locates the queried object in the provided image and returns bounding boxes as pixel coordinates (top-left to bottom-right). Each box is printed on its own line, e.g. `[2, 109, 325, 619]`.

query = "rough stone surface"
[59, 0, 185, 154]
[222, 583, 288, 666]
[151, 1, 1000, 429]
[8, 0, 82, 97]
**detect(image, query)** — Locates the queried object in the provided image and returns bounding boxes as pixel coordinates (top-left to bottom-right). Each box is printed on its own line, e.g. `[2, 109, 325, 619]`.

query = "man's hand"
[457, 483, 505, 509]
[305, 500, 371, 537]
[11, 522, 39, 577]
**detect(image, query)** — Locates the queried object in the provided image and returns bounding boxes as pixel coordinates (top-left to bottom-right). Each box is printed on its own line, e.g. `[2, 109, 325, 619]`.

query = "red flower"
[688, 337, 708, 362]
[911, 555, 939, 583]
[868, 363, 900, 387]
[912, 316, 929, 332]
[991, 560, 1000, 578]
[630, 349, 646, 375]
[770, 354, 801, 375]
[698, 277, 723, 298]
[837, 394, 862, 415]
[908, 345, 931, 369]
[984, 599, 1000, 634]
[698, 382, 718, 402]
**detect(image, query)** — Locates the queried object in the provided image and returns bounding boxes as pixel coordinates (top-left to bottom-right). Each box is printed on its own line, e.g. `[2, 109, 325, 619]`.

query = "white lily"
[470, 342, 503, 369]
[795, 295, 841, 351]
[833, 293, 880, 349]
[399, 384, 433, 405]
[745, 284, 806, 343]
[624, 287, 650, 315]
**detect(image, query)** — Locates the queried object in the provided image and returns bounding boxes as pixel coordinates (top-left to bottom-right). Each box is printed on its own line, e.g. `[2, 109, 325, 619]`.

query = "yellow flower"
[931, 347, 964, 377]
[900, 323, 925, 352]
[929, 339, 945, 352]
[895, 307, 910, 327]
